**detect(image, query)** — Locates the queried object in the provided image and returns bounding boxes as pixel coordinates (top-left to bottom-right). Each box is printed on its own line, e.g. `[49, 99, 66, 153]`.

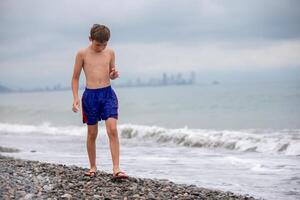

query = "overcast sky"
[1, 0, 300, 89]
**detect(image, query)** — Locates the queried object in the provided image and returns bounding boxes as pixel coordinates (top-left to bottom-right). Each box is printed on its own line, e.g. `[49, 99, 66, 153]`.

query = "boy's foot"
[84, 169, 97, 177]
[112, 171, 129, 179]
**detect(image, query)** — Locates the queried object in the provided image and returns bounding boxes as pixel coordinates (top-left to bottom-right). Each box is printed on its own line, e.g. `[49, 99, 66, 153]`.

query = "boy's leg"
[105, 117, 126, 176]
[86, 123, 98, 171]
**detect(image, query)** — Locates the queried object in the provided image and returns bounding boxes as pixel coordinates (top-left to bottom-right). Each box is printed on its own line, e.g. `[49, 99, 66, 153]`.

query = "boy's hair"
[90, 24, 110, 42]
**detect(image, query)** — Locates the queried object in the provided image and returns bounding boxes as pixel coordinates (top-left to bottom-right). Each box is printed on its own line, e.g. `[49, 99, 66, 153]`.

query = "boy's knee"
[87, 132, 97, 141]
[87, 127, 98, 140]
[107, 127, 118, 138]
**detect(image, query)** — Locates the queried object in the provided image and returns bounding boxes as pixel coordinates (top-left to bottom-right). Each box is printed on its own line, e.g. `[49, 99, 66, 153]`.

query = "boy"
[71, 24, 128, 179]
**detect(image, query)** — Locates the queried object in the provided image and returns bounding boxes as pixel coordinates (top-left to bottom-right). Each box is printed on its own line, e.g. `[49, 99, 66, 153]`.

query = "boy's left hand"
[110, 67, 119, 80]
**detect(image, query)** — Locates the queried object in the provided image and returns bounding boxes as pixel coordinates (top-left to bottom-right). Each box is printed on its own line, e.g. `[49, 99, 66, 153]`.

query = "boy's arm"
[71, 50, 84, 112]
[109, 49, 119, 80]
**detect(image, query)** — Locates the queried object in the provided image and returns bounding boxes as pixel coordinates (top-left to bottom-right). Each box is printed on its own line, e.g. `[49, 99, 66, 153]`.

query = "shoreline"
[0, 153, 260, 200]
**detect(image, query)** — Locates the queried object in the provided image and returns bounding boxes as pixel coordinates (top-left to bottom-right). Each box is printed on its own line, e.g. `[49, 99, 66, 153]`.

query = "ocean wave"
[0, 122, 86, 136]
[118, 124, 300, 156]
[0, 122, 299, 156]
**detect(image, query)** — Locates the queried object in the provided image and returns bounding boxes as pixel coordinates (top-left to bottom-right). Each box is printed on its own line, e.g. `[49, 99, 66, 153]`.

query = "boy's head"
[89, 24, 110, 52]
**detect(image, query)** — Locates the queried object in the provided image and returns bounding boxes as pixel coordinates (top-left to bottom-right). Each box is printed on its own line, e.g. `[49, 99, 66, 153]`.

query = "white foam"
[285, 141, 300, 156]
[0, 122, 86, 136]
[118, 124, 300, 156]
[1, 122, 300, 156]
[219, 156, 287, 174]
[224, 156, 256, 167]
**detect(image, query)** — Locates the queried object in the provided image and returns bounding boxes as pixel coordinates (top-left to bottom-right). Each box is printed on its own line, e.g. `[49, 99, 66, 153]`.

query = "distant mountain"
[0, 85, 11, 93]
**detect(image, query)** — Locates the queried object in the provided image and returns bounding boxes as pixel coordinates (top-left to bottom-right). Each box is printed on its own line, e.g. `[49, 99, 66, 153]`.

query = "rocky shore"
[0, 154, 259, 200]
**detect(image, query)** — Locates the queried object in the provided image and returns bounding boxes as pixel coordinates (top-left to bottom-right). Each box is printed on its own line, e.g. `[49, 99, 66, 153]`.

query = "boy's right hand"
[72, 99, 80, 113]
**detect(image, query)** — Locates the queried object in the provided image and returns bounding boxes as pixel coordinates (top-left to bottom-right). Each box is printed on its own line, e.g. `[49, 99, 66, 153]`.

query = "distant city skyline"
[1, 66, 299, 93]
[119, 71, 196, 87]
[0, 71, 197, 92]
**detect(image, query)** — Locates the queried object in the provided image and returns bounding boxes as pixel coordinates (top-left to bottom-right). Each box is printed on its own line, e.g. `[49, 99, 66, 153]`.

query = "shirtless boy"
[71, 24, 128, 179]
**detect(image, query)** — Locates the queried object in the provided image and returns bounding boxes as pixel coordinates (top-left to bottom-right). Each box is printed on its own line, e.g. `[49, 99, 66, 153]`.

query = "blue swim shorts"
[81, 85, 118, 125]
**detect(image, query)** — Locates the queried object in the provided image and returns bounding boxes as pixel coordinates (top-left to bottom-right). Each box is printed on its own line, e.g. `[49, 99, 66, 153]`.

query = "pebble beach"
[0, 148, 258, 200]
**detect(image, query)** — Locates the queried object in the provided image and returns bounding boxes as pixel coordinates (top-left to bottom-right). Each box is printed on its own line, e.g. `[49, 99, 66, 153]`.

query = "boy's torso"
[81, 47, 112, 89]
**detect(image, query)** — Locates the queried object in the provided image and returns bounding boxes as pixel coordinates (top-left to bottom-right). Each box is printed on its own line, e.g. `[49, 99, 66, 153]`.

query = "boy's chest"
[84, 53, 110, 69]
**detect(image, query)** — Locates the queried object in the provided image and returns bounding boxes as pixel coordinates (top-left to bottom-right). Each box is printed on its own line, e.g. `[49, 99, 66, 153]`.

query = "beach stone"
[93, 194, 102, 199]
[16, 190, 26, 196]
[129, 183, 138, 191]
[147, 191, 155, 199]
[24, 193, 34, 199]
[132, 194, 140, 198]
[43, 185, 52, 192]
[36, 175, 44, 181]
[61, 193, 72, 199]
[110, 194, 118, 198]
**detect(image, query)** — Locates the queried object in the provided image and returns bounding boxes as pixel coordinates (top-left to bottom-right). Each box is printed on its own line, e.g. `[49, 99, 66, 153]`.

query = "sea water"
[0, 82, 299, 200]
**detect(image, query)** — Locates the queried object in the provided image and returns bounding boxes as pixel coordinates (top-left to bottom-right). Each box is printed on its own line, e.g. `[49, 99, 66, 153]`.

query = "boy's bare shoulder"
[76, 47, 88, 57]
[106, 47, 115, 55]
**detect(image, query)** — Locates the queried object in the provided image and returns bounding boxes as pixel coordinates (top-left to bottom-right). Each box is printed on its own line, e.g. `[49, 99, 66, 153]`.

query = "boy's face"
[90, 38, 107, 52]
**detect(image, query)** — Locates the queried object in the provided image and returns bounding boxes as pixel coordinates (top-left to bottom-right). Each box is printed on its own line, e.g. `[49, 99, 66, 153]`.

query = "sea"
[0, 81, 299, 200]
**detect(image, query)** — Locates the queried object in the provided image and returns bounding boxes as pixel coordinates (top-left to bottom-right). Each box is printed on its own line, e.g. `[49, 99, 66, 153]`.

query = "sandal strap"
[115, 171, 125, 176]
[85, 171, 96, 175]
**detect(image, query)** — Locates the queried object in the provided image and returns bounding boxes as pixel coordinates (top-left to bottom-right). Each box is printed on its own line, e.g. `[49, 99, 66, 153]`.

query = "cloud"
[1, 38, 299, 88]
[0, 0, 300, 88]
[1, 0, 300, 43]
[116, 38, 300, 73]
